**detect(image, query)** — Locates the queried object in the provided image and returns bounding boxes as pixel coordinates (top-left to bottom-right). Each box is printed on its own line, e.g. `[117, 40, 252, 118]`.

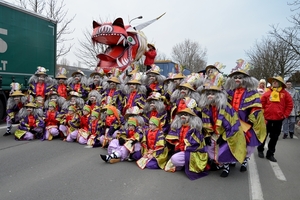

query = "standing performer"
[224, 69, 266, 170]
[54, 67, 68, 99]
[4, 83, 27, 136]
[28, 66, 53, 100]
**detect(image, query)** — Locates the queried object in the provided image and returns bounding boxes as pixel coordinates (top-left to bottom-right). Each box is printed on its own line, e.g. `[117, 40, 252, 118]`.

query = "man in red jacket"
[144, 44, 157, 71]
[257, 76, 293, 162]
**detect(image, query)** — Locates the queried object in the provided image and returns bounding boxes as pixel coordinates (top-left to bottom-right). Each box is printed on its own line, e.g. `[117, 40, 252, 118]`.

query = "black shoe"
[100, 154, 110, 162]
[220, 164, 229, 177]
[3, 131, 11, 136]
[258, 151, 264, 158]
[240, 165, 247, 172]
[266, 155, 277, 162]
[290, 132, 294, 139]
[283, 134, 287, 139]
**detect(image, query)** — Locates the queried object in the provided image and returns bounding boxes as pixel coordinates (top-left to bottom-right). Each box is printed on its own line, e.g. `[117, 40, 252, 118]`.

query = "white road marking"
[269, 162, 287, 181]
[249, 154, 264, 200]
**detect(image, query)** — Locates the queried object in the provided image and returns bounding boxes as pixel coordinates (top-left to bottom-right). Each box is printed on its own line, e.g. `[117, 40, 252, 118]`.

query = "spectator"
[257, 76, 293, 162]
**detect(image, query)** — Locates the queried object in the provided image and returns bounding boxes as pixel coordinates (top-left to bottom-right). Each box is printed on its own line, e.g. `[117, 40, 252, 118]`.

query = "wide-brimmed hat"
[267, 76, 286, 88]
[173, 73, 186, 79]
[56, 74, 67, 79]
[147, 92, 161, 101]
[147, 43, 156, 50]
[202, 85, 222, 93]
[90, 67, 104, 77]
[179, 83, 195, 91]
[69, 91, 81, 97]
[127, 79, 141, 85]
[25, 102, 36, 108]
[35, 66, 48, 76]
[229, 70, 249, 77]
[72, 70, 85, 77]
[177, 108, 196, 116]
[107, 77, 120, 84]
[56, 67, 67, 79]
[205, 65, 220, 72]
[147, 64, 161, 75]
[11, 90, 25, 97]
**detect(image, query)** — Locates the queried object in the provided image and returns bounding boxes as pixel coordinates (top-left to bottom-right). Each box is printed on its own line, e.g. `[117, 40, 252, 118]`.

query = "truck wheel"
[0, 100, 4, 121]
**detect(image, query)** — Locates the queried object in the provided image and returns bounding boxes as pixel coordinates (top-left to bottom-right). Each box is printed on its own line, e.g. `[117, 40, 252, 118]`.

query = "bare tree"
[171, 39, 207, 73]
[75, 28, 106, 69]
[15, 0, 75, 60]
[246, 36, 300, 80]
[270, 1, 300, 56]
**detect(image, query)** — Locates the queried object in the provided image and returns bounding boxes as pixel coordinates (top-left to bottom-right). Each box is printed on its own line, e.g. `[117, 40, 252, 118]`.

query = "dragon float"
[91, 13, 165, 73]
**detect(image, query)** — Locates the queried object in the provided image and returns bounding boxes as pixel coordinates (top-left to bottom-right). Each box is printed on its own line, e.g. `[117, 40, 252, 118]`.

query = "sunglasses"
[233, 76, 244, 80]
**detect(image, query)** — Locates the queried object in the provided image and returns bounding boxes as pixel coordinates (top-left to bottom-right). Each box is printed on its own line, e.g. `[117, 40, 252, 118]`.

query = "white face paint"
[70, 97, 76, 105]
[26, 107, 33, 114]
[58, 79, 65, 84]
[129, 84, 137, 91]
[48, 106, 55, 111]
[13, 96, 21, 103]
[38, 75, 46, 83]
[180, 87, 189, 96]
[68, 109, 75, 115]
[74, 74, 82, 82]
[207, 91, 216, 104]
[180, 113, 190, 124]
[83, 110, 89, 116]
[50, 95, 58, 102]
[93, 75, 101, 84]
[109, 82, 117, 89]
[89, 96, 96, 102]
[149, 122, 157, 131]
[233, 74, 244, 87]
[128, 124, 135, 131]
[148, 73, 157, 82]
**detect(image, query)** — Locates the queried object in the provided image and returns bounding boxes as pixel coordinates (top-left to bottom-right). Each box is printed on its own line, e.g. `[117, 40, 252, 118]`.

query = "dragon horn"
[134, 12, 166, 31]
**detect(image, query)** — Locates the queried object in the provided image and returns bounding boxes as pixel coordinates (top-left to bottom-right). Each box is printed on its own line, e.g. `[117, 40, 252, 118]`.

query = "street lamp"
[129, 16, 143, 24]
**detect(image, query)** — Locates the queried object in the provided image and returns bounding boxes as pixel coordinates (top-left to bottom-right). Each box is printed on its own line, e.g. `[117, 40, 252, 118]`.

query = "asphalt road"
[0, 124, 300, 200]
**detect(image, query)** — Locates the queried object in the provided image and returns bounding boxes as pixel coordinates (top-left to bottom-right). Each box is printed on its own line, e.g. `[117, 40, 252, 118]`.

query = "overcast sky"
[9, 0, 294, 74]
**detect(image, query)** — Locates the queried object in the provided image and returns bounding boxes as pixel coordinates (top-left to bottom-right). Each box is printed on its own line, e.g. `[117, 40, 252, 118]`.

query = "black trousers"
[257, 119, 283, 157]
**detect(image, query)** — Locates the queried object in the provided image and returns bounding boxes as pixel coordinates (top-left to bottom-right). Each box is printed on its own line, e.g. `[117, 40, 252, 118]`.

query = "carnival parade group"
[4, 63, 293, 180]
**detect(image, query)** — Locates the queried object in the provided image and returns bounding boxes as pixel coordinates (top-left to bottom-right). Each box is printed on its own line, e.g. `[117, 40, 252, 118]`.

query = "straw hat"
[107, 77, 120, 84]
[90, 67, 104, 77]
[267, 76, 286, 88]
[25, 102, 36, 108]
[72, 70, 85, 77]
[177, 108, 196, 116]
[202, 85, 222, 93]
[147, 43, 156, 50]
[69, 91, 81, 97]
[179, 83, 195, 91]
[173, 73, 186, 79]
[56, 67, 67, 79]
[205, 65, 220, 72]
[35, 66, 48, 76]
[147, 64, 161, 75]
[147, 92, 161, 101]
[229, 70, 249, 77]
[127, 79, 141, 85]
[11, 90, 25, 97]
